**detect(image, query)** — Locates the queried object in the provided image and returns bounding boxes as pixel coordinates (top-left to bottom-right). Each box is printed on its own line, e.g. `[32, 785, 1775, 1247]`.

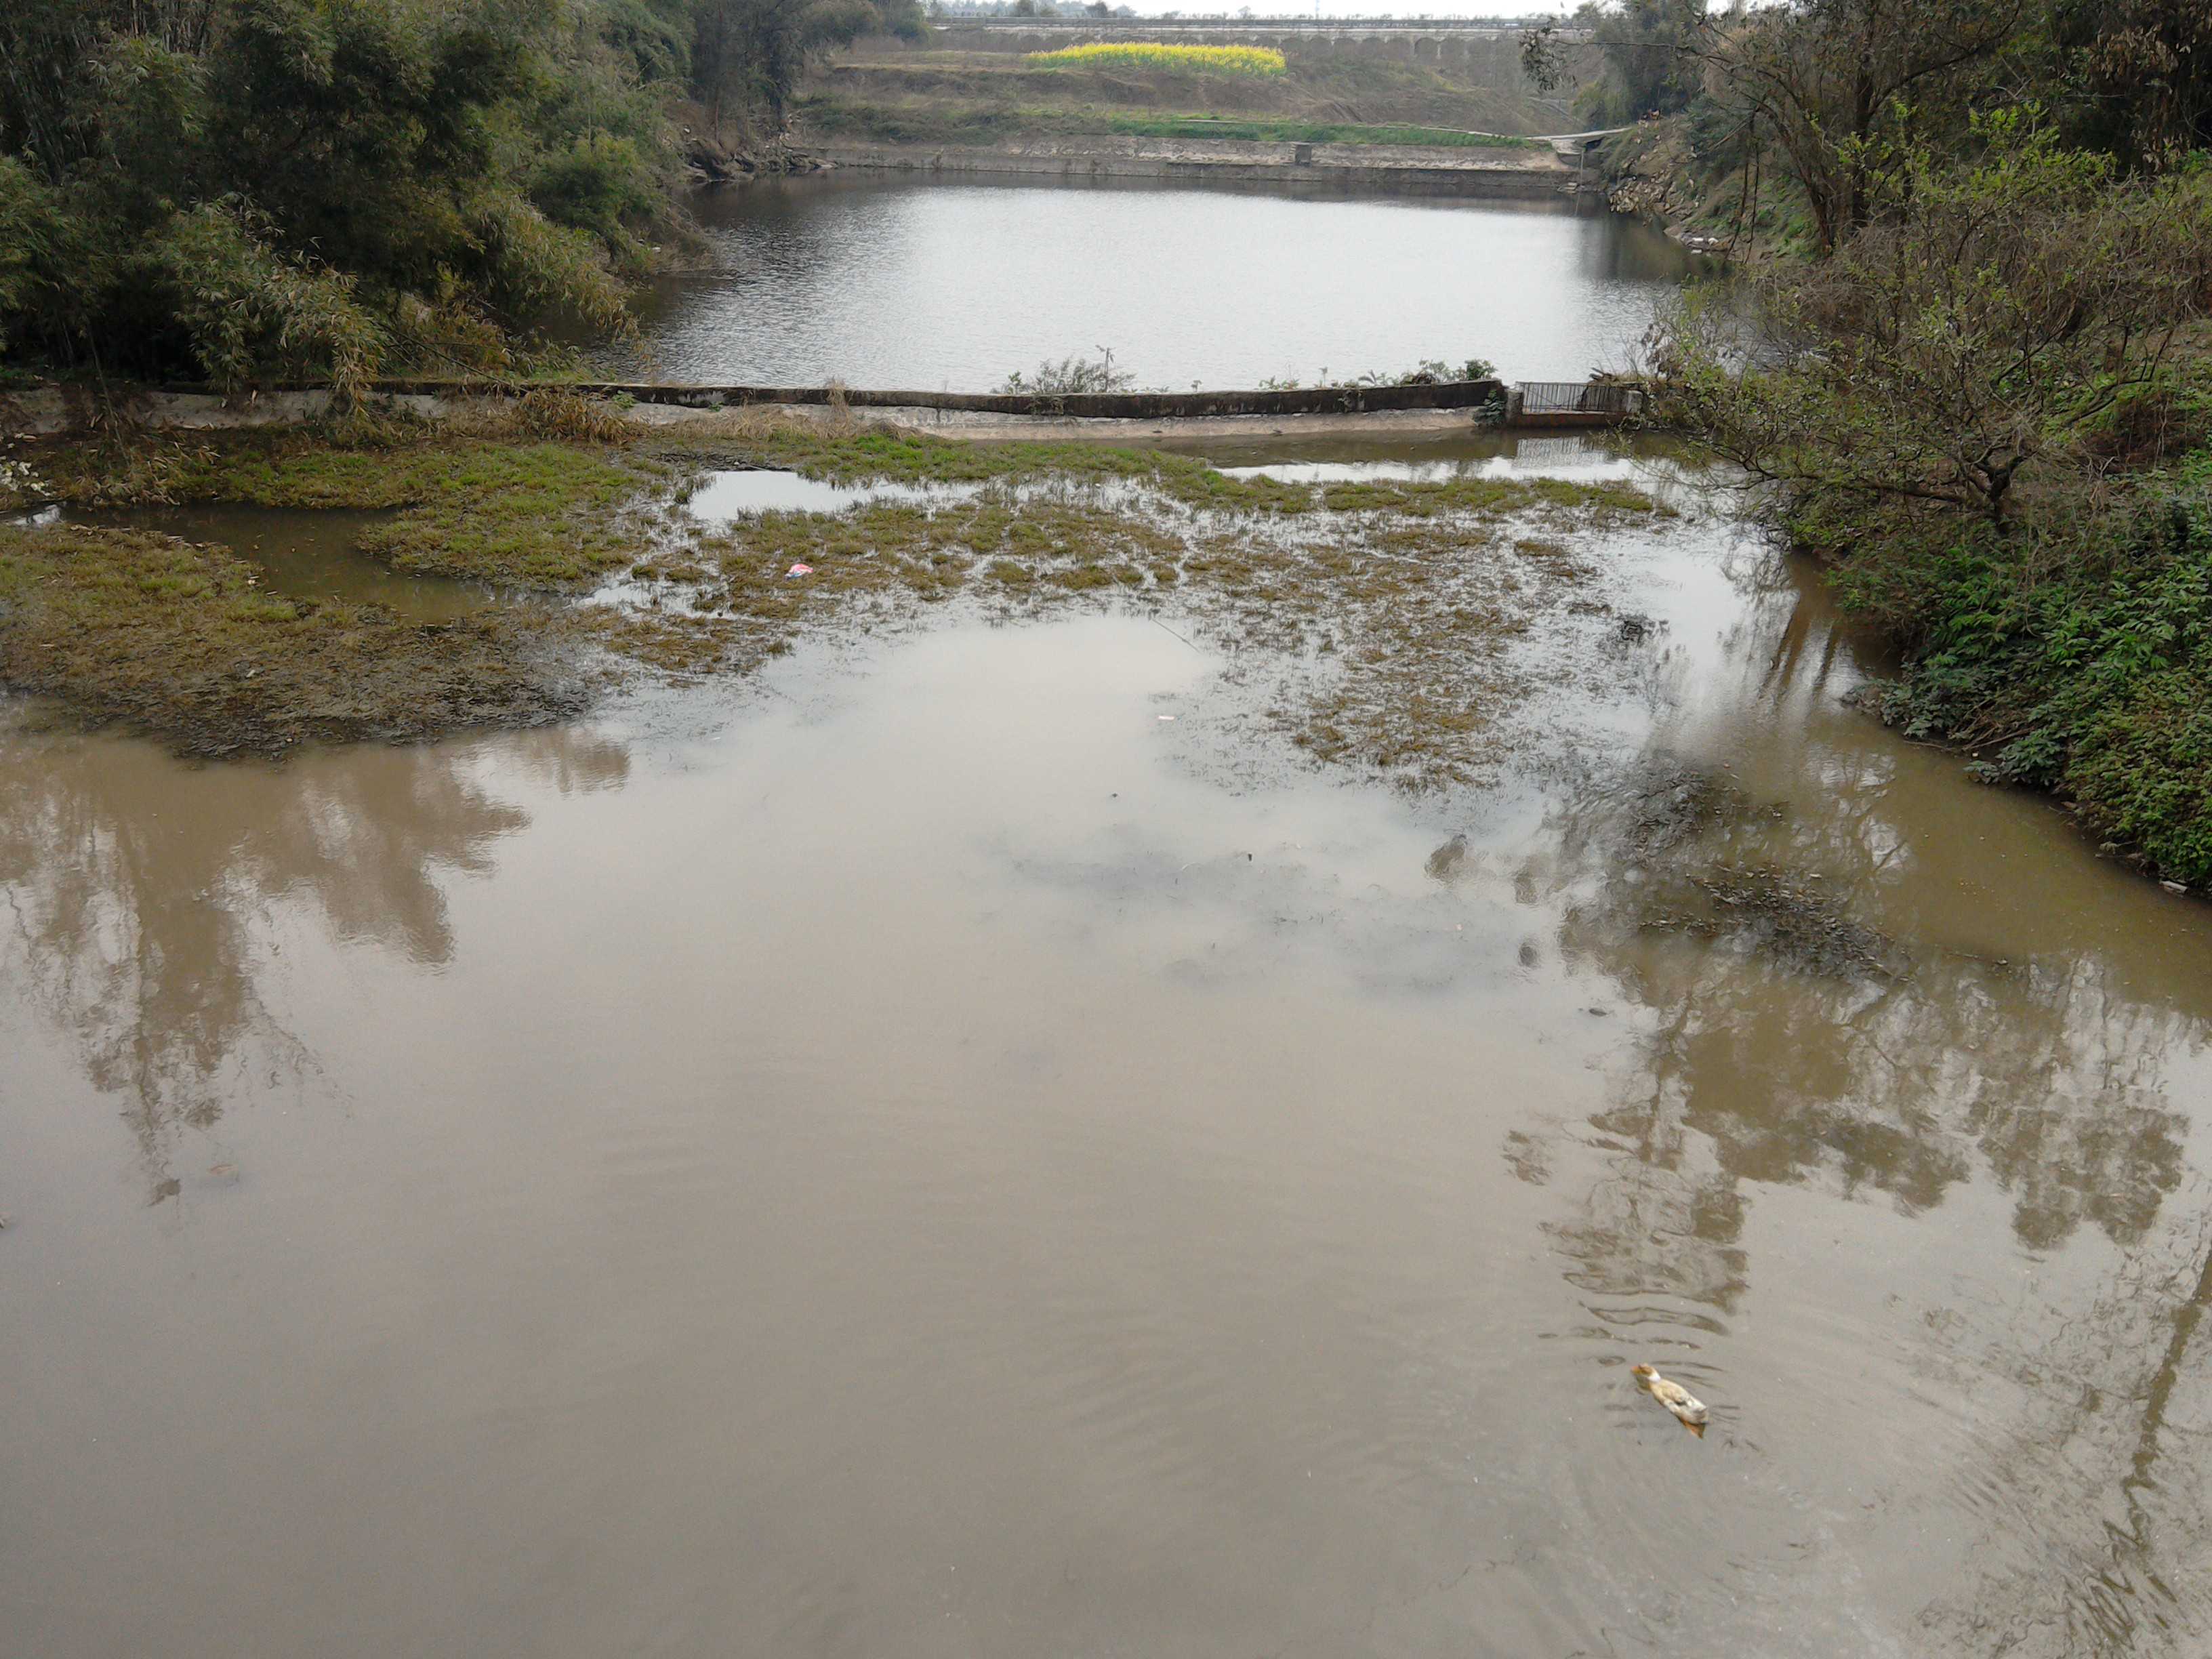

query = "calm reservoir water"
[623, 176, 1692, 389]
[5, 434, 2211, 1656]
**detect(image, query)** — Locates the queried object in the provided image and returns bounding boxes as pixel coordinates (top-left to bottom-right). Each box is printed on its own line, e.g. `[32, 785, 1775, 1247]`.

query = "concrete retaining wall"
[363, 378, 1513, 419]
[816, 137, 1572, 199]
[1, 378, 1515, 438]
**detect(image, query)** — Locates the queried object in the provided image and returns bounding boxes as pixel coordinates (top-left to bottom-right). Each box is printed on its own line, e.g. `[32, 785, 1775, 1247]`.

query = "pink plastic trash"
[786, 562, 814, 577]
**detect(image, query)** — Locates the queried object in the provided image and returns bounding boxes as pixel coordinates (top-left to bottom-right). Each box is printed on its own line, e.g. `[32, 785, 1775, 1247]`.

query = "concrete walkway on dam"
[0, 391, 1518, 450]
[5, 382, 1616, 444]
[813, 133, 1584, 197]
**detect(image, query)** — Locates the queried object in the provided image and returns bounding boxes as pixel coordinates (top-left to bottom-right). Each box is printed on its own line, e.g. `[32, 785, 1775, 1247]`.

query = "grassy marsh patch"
[0, 525, 577, 757]
[9, 417, 1671, 779]
[654, 419, 1169, 489]
[1318, 476, 1667, 520]
[618, 447, 1660, 787]
[28, 428, 665, 589]
[1642, 863, 1904, 981]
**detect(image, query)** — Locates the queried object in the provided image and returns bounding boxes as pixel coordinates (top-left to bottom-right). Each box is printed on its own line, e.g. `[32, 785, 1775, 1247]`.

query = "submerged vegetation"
[0, 521, 578, 756]
[1, 413, 1668, 777]
[31, 423, 669, 586]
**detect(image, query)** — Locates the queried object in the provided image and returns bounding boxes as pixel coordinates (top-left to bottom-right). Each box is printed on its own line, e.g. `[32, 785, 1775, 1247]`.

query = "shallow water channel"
[623, 176, 1691, 388]
[5, 436, 2212, 1657]
[52, 503, 491, 622]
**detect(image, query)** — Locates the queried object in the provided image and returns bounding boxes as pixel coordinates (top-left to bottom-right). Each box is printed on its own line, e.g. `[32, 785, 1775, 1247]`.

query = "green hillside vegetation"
[0, 0, 922, 392]
[797, 45, 1557, 146]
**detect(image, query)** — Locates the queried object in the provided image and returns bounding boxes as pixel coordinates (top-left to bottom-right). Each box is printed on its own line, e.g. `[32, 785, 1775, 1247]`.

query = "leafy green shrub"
[156, 201, 387, 398]
[533, 133, 663, 264]
[0, 0, 682, 385]
[1000, 352, 1136, 395]
[1832, 492, 2212, 883]
[2073, 673, 2212, 879]
[0, 159, 62, 367]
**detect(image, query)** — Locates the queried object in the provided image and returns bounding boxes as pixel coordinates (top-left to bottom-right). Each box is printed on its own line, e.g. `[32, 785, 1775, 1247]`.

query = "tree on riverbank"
[692, 0, 921, 132]
[1652, 117, 2211, 532]
[0, 0, 913, 390]
[1620, 6, 2212, 882]
[0, 0, 696, 390]
[1527, 0, 2025, 253]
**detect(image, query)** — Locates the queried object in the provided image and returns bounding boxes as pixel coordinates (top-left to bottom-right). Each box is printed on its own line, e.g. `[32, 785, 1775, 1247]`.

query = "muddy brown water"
[684, 468, 979, 520]
[5, 439, 2212, 1658]
[1202, 426, 1662, 483]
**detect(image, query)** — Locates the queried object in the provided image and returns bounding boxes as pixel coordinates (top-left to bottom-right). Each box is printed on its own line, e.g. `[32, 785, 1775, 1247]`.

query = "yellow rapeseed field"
[1024, 43, 1289, 75]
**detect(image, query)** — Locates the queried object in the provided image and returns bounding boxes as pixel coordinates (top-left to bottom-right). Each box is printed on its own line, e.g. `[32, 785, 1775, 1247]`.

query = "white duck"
[1632, 1364, 1708, 1437]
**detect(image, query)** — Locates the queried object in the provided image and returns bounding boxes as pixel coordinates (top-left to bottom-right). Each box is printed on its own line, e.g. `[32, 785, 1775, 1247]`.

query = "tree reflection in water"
[0, 720, 630, 1201]
[1524, 570, 2212, 1654]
